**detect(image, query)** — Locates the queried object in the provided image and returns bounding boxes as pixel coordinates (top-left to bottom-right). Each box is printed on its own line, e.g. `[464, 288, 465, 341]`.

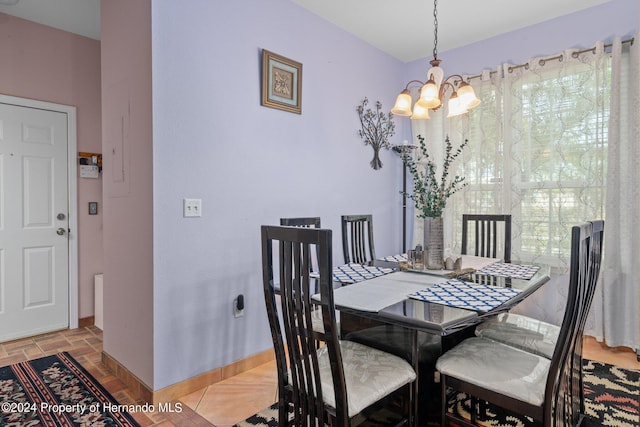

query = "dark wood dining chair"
[436, 220, 604, 427]
[461, 214, 512, 262]
[341, 214, 376, 265]
[280, 217, 326, 346]
[262, 225, 416, 426]
[475, 219, 604, 361]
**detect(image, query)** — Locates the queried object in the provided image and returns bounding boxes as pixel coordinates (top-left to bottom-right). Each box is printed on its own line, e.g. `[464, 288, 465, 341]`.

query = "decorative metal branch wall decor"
[356, 98, 395, 170]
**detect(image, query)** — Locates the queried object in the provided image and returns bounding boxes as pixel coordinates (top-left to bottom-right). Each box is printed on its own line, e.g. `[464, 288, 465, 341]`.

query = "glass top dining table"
[311, 255, 550, 427]
[323, 255, 551, 336]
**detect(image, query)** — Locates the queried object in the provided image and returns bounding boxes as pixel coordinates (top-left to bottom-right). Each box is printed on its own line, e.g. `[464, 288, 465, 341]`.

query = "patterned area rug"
[235, 359, 639, 427]
[582, 359, 639, 427]
[235, 404, 402, 427]
[0, 352, 140, 426]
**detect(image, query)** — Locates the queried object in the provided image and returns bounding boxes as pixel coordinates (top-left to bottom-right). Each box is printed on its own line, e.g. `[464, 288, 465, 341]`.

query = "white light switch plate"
[183, 198, 202, 217]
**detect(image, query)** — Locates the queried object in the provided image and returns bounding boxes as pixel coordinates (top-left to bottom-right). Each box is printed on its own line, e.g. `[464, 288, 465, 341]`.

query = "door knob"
[56, 228, 66, 236]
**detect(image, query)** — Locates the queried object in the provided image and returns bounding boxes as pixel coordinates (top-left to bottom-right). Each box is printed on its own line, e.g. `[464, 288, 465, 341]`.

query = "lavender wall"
[0, 13, 102, 320]
[151, 0, 406, 389]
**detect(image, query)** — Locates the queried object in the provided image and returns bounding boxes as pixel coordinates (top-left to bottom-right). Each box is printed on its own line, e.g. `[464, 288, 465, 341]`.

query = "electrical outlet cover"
[183, 198, 202, 217]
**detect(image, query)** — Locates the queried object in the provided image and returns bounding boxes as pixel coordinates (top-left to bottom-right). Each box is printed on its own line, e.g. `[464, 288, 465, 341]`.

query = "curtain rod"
[467, 37, 635, 81]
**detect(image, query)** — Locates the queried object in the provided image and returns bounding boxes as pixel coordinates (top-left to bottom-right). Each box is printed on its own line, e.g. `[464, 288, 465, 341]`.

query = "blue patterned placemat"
[408, 279, 521, 312]
[377, 253, 408, 262]
[332, 263, 393, 284]
[476, 262, 540, 280]
[309, 263, 393, 284]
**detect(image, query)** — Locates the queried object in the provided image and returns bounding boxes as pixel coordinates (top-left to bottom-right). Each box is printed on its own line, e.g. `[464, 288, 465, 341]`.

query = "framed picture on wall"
[261, 49, 302, 114]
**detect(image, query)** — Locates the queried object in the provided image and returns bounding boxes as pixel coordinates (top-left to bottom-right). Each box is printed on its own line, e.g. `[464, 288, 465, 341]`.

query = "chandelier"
[391, 0, 480, 119]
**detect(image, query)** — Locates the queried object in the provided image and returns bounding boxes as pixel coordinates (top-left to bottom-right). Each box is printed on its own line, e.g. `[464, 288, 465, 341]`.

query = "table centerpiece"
[401, 134, 468, 269]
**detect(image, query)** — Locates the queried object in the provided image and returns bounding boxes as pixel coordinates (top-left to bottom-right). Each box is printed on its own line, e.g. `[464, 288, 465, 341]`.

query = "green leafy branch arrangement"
[356, 97, 395, 170]
[401, 135, 468, 218]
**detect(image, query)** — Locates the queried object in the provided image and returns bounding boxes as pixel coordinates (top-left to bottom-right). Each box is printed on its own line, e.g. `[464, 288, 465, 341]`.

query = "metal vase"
[423, 217, 444, 270]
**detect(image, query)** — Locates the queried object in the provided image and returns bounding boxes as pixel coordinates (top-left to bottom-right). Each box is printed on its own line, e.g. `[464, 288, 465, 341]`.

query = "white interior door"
[0, 102, 70, 341]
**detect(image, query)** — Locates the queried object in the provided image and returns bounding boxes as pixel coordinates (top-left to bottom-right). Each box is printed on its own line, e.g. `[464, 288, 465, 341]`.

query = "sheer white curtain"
[595, 37, 640, 349]
[501, 43, 610, 328]
[412, 36, 639, 352]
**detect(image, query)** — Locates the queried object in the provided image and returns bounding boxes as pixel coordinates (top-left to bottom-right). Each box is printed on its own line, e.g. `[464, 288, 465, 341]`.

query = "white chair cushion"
[311, 308, 325, 334]
[310, 309, 340, 338]
[436, 337, 550, 407]
[475, 313, 559, 359]
[316, 340, 416, 418]
[345, 325, 441, 363]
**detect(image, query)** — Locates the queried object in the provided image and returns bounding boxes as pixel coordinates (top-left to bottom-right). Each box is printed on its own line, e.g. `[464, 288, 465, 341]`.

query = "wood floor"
[0, 327, 638, 427]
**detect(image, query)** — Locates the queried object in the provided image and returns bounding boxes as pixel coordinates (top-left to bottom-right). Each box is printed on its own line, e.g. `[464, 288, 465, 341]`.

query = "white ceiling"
[0, 0, 612, 62]
[0, 0, 101, 40]
[292, 0, 612, 62]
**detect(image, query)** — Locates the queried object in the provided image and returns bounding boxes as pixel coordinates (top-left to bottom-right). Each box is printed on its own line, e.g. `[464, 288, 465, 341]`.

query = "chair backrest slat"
[341, 214, 376, 264]
[462, 214, 512, 262]
[490, 220, 498, 258]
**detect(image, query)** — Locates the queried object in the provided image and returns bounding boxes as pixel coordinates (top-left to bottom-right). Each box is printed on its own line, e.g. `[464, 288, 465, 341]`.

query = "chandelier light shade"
[390, 89, 413, 116]
[391, 0, 480, 119]
[411, 100, 431, 120]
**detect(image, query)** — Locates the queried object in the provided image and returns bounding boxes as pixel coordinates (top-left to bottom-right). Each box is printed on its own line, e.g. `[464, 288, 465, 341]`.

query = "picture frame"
[261, 49, 302, 114]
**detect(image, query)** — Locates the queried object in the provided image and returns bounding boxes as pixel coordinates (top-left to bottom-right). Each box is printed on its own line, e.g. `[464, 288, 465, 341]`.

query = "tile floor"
[0, 327, 638, 427]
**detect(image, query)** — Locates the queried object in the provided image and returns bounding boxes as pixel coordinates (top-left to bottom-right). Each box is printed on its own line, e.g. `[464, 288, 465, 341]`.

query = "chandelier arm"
[438, 74, 472, 98]
[443, 74, 466, 86]
[403, 79, 427, 90]
[438, 81, 457, 100]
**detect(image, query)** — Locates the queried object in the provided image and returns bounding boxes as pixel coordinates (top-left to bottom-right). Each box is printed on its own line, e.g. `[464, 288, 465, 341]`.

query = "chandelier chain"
[432, 0, 438, 59]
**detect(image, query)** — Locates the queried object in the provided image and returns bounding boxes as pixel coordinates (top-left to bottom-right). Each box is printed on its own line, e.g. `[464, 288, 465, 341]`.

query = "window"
[451, 51, 611, 269]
